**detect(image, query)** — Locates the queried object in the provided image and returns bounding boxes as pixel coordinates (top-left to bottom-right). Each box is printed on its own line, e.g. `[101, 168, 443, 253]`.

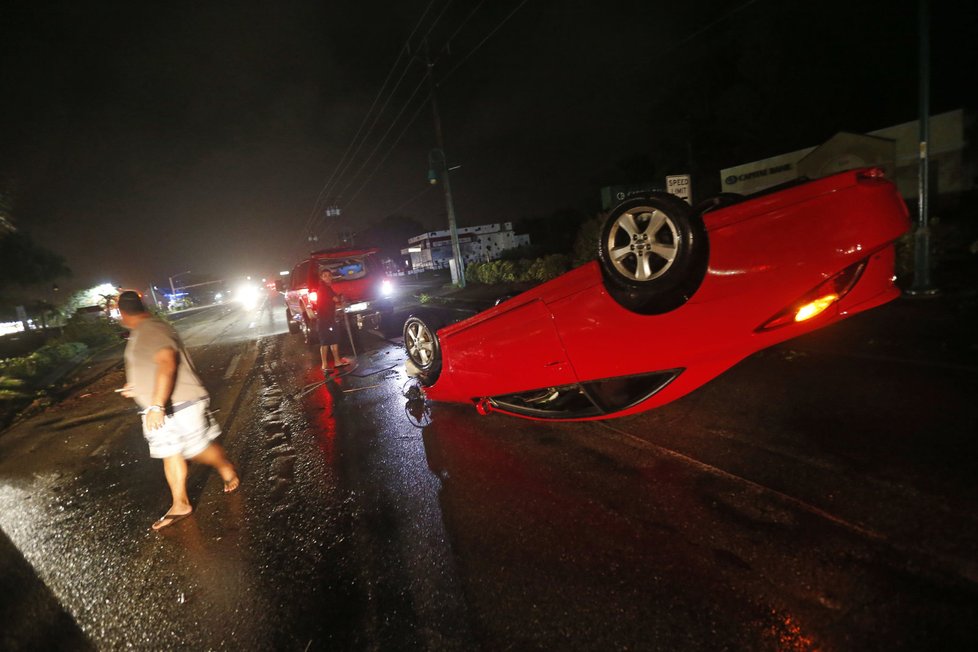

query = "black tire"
[403, 315, 442, 386]
[692, 192, 743, 216]
[286, 309, 301, 334]
[598, 193, 708, 314]
[300, 316, 317, 346]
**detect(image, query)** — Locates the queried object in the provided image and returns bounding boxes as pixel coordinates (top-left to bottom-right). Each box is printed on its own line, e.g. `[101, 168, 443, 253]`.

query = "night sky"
[1, 0, 975, 294]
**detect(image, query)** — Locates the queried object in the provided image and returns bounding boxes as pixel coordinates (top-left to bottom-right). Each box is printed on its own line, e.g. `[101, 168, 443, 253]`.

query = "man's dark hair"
[117, 290, 147, 314]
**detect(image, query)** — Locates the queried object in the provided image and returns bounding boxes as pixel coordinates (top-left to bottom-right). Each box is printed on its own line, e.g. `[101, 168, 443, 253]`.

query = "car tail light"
[856, 167, 889, 186]
[308, 290, 318, 305]
[758, 260, 866, 331]
[857, 167, 886, 180]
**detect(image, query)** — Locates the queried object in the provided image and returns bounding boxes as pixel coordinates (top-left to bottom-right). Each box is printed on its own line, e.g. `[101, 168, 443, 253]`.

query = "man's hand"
[145, 408, 166, 431]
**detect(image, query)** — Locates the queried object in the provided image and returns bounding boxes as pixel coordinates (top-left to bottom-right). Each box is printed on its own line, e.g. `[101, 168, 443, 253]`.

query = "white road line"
[598, 421, 978, 586]
[600, 422, 887, 540]
[223, 353, 242, 379]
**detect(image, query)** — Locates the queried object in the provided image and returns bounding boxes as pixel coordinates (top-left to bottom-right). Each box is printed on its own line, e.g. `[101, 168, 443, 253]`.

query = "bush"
[59, 314, 123, 348]
[499, 244, 545, 261]
[467, 254, 571, 284]
[573, 215, 604, 267]
[0, 341, 88, 381]
[465, 261, 483, 284]
[526, 254, 571, 282]
[0, 376, 28, 401]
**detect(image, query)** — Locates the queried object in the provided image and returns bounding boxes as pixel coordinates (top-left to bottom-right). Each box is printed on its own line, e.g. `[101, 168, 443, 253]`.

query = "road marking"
[790, 346, 978, 372]
[223, 353, 242, 379]
[599, 421, 978, 586]
[599, 422, 885, 541]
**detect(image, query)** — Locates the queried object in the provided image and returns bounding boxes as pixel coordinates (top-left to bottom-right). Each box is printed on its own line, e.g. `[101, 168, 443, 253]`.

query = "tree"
[357, 215, 426, 267]
[0, 231, 71, 288]
[514, 208, 589, 256]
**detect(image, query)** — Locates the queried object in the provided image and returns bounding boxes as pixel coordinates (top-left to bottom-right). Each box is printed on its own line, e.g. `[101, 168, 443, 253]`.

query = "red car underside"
[422, 169, 909, 420]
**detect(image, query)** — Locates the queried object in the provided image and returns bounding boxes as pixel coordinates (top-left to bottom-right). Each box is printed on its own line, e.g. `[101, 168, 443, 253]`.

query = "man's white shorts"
[142, 399, 221, 459]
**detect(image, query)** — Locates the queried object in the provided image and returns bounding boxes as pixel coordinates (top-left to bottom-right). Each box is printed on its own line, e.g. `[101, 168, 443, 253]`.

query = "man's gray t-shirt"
[124, 318, 207, 409]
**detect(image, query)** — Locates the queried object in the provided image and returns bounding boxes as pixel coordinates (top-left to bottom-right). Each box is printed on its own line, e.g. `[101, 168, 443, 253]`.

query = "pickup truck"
[282, 247, 395, 344]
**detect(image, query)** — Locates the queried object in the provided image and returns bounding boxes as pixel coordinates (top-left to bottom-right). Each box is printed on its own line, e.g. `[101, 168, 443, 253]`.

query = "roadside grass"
[0, 317, 123, 430]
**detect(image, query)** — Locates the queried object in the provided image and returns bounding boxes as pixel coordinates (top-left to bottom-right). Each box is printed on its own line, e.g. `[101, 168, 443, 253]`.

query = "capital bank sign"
[724, 163, 794, 187]
[720, 146, 815, 195]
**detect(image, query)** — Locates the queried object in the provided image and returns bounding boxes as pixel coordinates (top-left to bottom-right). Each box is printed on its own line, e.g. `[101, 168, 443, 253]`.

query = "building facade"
[402, 222, 530, 271]
[719, 109, 975, 200]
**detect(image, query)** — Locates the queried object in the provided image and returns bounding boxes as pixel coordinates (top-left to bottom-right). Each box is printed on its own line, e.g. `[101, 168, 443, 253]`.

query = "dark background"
[1, 0, 975, 292]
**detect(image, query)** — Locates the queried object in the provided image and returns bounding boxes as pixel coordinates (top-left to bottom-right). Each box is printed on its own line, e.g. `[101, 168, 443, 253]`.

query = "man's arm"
[144, 346, 178, 430]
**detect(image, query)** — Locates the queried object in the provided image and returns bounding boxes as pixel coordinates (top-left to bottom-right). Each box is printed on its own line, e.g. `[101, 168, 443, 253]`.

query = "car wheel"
[598, 193, 708, 314]
[403, 315, 442, 385]
[300, 317, 317, 346]
[286, 309, 301, 334]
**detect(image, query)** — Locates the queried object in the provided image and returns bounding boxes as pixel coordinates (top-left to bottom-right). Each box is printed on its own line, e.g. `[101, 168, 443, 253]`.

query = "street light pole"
[910, 0, 937, 295]
[425, 42, 465, 287]
[169, 271, 190, 300]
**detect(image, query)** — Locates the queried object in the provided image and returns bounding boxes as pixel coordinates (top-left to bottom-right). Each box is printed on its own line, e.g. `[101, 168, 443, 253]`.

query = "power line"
[337, 0, 527, 221]
[438, 0, 531, 85]
[335, 76, 429, 200]
[338, 91, 433, 213]
[322, 0, 456, 210]
[310, 0, 536, 243]
[440, 0, 488, 55]
[304, 1, 459, 241]
[300, 0, 439, 240]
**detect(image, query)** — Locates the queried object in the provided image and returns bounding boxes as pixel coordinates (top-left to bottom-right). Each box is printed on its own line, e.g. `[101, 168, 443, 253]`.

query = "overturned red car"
[403, 168, 910, 421]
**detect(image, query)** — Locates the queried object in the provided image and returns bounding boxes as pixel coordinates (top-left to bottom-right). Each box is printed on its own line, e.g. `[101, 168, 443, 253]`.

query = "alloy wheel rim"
[607, 208, 680, 281]
[406, 322, 434, 367]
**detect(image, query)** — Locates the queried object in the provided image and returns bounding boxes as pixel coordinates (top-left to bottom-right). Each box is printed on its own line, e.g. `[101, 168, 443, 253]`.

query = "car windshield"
[318, 257, 368, 281]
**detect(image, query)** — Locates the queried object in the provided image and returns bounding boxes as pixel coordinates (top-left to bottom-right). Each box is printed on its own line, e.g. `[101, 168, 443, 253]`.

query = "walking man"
[117, 290, 239, 530]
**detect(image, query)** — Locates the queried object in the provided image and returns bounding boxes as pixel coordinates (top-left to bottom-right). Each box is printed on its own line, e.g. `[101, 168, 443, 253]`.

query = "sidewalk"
[0, 341, 124, 433]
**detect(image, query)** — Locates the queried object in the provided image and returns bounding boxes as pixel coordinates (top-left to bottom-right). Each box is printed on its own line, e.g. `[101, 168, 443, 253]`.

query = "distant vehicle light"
[380, 279, 395, 296]
[215, 292, 223, 301]
[235, 283, 261, 310]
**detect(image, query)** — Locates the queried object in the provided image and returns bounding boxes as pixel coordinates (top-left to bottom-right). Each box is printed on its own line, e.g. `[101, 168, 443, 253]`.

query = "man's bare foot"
[152, 509, 193, 531]
[223, 472, 240, 493]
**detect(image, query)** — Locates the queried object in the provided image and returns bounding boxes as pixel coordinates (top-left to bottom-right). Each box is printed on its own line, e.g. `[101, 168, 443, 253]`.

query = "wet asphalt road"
[1, 293, 977, 650]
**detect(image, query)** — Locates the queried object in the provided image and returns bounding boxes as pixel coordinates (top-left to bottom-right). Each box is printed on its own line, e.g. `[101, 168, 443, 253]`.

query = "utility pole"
[910, 0, 937, 295]
[425, 41, 465, 287]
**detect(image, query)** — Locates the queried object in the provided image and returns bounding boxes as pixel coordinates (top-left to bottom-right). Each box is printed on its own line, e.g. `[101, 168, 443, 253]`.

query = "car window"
[292, 260, 310, 289]
[318, 257, 368, 281]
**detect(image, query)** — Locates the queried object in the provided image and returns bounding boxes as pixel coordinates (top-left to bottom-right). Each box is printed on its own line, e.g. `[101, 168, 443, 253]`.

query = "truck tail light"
[308, 290, 318, 305]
